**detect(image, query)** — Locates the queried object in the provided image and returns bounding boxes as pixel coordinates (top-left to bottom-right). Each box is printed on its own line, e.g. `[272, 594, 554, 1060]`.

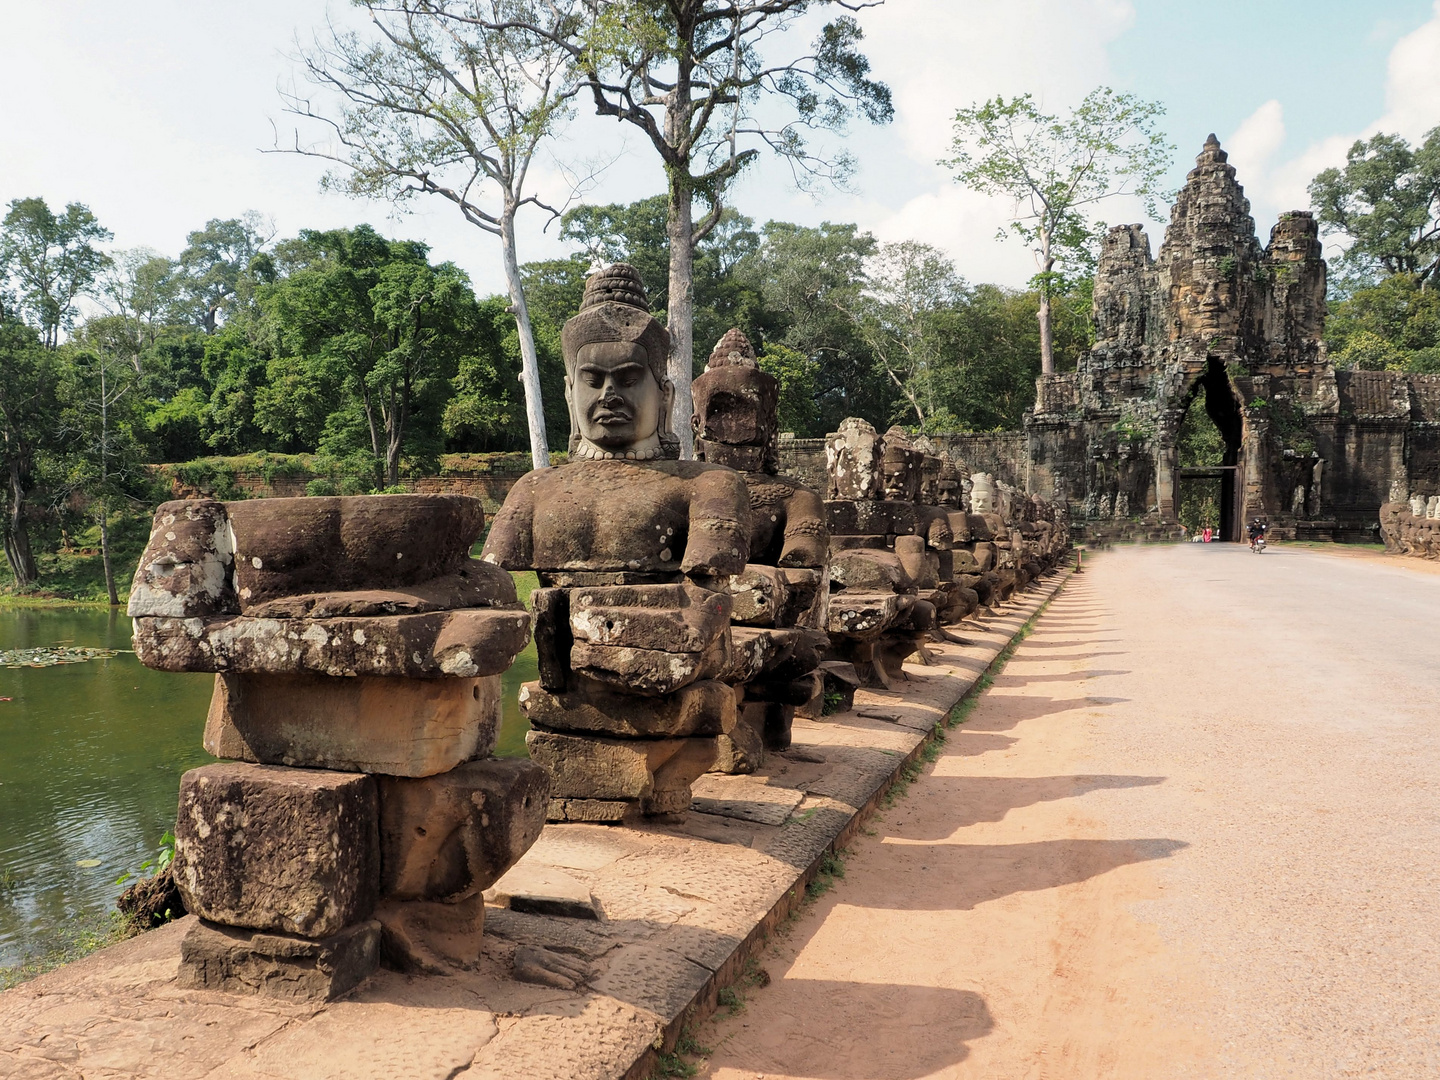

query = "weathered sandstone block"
[225, 494, 484, 609]
[127, 499, 236, 618]
[377, 759, 549, 901]
[519, 677, 737, 738]
[174, 763, 379, 938]
[525, 730, 718, 817]
[568, 581, 731, 652]
[178, 917, 381, 1002]
[132, 607, 532, 678]
[203, 672, 501, 776]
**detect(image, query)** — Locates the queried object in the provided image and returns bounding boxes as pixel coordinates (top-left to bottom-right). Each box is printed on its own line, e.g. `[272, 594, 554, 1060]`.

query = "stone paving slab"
[0, 570, 1068, 1080]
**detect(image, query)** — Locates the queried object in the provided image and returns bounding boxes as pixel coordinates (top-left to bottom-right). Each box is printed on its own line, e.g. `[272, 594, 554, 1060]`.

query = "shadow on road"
[879, 775, 1166, 838]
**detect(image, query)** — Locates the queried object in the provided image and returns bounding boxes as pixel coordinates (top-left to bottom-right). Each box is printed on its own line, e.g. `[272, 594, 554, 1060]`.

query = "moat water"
[0, 608, 535, 970]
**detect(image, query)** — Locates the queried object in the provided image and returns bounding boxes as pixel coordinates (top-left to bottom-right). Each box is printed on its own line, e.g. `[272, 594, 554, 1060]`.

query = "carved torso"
[482, 459, 750, 579]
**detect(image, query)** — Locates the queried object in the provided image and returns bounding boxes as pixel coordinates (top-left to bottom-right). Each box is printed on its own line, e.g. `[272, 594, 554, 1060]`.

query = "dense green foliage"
[1, 188, 1089, 598]
[1311, 127, 1440, 373]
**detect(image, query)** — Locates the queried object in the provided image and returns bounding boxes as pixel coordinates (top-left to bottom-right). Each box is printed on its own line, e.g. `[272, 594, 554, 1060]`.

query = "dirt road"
[695, 544, 1440, 1079]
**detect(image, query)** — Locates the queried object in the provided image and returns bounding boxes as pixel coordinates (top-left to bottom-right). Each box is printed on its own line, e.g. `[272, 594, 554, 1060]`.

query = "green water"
[0, 608, 534, 969]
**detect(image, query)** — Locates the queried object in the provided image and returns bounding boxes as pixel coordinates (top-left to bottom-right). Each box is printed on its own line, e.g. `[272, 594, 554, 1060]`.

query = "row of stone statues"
[129, 263, 1068, 1001]
[1380, 495, 1440, 559]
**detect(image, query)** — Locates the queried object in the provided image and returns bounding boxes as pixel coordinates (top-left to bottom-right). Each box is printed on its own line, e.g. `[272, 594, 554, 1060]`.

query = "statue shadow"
[696, 979, 994, 1078]
[1000, 668, 1132, 684]
[879, 774, 1166, 838]
[853, 837, 1188, 912]
[949, 692, 1128, 728]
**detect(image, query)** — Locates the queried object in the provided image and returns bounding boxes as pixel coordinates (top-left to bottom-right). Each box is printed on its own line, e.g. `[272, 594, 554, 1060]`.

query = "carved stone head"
[971, 472, 997, 515]
[561, 264, 677, 460]
[880, 427, 923, 502]
[691, 328, 780, 473]
[826, 418, 883, 500]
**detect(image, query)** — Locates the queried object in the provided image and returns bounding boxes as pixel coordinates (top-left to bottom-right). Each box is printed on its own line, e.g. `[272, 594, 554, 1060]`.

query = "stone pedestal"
[178, 918, 382, 1002]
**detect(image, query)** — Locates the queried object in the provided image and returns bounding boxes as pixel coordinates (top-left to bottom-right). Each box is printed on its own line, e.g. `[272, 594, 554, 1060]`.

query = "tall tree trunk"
[666, 169, 696, 459]
[1037, 245, 1056, 376]
[359, 383, 383, 489]
[500, 206, 551, 470]
[99, 509, 119, 607]
[385, 390, 403, 488]
[4, 459, 38, 587]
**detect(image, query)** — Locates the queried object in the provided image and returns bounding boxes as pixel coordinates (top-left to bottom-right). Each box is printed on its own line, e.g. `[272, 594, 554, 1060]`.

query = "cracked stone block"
[723, 564, 789, 626]
[568, 582, 731, 652]
[132, 606, 532, 678]
[178, 917, 381, 1001]
[127, 499, 237, 618]
[826, 592, 902, 636]
[242, 558, 516, 618]
[225, 494, 485, 610]
[569, 634, 730, 696]
[525, 730, 718, 818]
[174, 763, 379, 938]
[377, 758, 549, 901]
[829, 550, 912, 592]
[518, 677, 737, 738]
[710, 708, 765, 774]
[203, 672, 502, 776]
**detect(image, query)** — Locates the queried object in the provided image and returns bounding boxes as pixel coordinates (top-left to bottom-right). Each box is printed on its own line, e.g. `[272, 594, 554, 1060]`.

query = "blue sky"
[1, 1, 1437, 294]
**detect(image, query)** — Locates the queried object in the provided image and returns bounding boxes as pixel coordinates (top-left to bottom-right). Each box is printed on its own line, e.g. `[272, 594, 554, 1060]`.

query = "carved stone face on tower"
[561, 264, 677, 460]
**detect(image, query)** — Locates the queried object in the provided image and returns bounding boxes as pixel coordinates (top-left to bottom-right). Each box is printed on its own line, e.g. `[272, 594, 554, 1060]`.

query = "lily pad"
[75, 859, 102, 868]
[0, 646, 123, 669]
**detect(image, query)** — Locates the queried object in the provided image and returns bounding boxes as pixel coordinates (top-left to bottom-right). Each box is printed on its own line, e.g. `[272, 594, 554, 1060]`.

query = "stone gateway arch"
[1026, 135, 1440, 542]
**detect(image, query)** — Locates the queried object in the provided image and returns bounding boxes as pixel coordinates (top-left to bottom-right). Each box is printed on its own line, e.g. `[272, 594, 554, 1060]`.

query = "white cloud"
[1230, 1, 1440, 239]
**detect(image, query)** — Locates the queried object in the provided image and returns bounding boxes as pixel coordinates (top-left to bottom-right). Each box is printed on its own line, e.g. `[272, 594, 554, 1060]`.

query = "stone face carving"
[693, 328, 830, 770]
[132, 493, 545, 998]
[486, 266, 752, 821]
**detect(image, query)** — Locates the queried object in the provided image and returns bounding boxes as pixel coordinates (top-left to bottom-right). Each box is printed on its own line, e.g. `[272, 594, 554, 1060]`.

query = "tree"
[1310, 129, 1440, 288]
[735, 220, 887, 434]
[0, 317, 56, 586]
[848, 240, 965, 429]
[1326, 272, 1440, 372]
[943, 88, 1172, 375]
[0, 198, 113, 349]
[256, 226, 481, 485]
[55, 329, 146, 605]
[447, 0, 893, 456]
[286, 0, 583, 470]
[178, 215, 273, 333]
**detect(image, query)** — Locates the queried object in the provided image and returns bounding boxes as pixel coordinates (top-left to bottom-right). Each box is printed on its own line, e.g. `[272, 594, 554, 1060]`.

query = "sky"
[1, 0, 1438, 297]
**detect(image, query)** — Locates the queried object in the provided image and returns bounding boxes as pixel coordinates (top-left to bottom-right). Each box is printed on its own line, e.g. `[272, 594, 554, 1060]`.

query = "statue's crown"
[581, 263, 650, 313]
[706, 328, 758, 370]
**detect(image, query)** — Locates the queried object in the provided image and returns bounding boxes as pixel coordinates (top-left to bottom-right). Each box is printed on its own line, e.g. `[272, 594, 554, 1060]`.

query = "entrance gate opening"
[1176, 359, 1245, 541]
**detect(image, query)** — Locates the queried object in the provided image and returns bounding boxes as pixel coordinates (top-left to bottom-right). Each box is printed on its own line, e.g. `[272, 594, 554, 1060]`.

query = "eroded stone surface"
[127, 499, 237, 618]
[133, 607, 532, 678]
[204, 672, 502, 776]
[174, 763, 379, 938]
[178, 918, 381, 1002]
[519, 678, 736, 739]
[378, 759, 550, 901]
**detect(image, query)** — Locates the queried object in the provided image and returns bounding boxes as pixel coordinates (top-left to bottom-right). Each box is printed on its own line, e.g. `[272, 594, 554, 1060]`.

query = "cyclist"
[1247, 518, 1268, 552]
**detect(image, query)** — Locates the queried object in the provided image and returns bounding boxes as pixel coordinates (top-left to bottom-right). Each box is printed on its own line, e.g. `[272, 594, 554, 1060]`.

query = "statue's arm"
[777, 486, 829, 568]
[480, 478, 536, 569]
[682, 469, 751, 578]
